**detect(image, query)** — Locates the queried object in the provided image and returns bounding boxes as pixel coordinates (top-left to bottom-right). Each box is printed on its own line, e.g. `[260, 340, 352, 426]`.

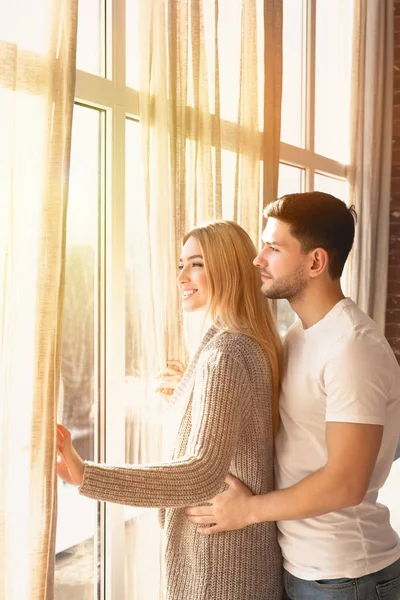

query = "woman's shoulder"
[201, 329, 267, 368]
[196, 331, 272, 398]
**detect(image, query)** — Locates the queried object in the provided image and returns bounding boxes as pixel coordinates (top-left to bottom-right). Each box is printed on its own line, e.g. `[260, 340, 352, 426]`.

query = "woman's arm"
[59, 340, 251, 508]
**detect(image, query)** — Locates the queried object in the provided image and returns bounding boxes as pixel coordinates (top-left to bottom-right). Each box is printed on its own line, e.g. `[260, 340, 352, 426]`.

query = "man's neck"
[290, 285, 346, 330]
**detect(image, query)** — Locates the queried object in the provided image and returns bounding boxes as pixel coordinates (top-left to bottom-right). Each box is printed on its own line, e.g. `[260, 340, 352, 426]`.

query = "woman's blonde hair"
[183, 220, 282, 435]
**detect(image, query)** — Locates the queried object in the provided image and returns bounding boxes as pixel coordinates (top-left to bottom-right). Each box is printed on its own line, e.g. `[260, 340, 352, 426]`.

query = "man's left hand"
[185, 474, 254, 534]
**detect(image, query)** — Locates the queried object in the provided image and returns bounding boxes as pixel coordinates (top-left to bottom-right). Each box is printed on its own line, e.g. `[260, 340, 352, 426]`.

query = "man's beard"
[261, 264, 307, 302]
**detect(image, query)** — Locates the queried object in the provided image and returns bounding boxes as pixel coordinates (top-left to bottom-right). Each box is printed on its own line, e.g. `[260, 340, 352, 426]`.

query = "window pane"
[221, 149, 237, 221]
[281, 0, 306, 147]
[76, 0, 105, 76]
[125, 118, 163, 600]
[314, 172, 349, 204]
[126, 0, 139, 89]
[278, 163, 304, 198]
[203, 0, 264, 124]
[277, 300, 297, 339]
[55, 104, 103, 600]
[315, 0, 354, 162]
[127, 1, 264, 126]
[206, 0, 241, 119]
[0, 1, 52, 52]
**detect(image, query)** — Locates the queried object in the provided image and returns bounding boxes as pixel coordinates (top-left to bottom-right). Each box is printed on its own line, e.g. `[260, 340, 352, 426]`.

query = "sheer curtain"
[0, 1, 78, 598]
[124, 1, 282, 598]
[348, 0, 394, 331]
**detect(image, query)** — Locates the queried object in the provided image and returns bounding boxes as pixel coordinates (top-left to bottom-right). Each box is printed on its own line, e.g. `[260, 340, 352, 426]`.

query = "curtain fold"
[133, 0, 283, 371]
[263, 0, 283, 213]
[0, 1, 78, 598]
[348, 0, 394, 331]
[125, 1, 282, 598]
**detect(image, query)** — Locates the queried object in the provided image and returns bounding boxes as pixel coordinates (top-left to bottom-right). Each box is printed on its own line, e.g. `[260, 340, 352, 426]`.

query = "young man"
[186, 192, 400, 599]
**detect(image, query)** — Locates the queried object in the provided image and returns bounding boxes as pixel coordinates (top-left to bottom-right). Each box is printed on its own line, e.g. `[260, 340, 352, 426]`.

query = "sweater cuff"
[78, 461, 97, 499]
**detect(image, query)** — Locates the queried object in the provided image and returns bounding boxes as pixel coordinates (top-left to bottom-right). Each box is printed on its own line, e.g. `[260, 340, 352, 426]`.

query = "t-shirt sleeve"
[323, 334, 389, 426]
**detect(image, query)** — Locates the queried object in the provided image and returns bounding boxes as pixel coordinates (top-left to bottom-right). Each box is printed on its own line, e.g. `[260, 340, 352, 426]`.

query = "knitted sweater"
[79, 326, 282, 599]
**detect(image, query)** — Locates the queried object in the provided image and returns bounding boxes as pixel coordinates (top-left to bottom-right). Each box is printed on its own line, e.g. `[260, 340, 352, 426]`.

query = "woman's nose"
[177, 267, 189, 283]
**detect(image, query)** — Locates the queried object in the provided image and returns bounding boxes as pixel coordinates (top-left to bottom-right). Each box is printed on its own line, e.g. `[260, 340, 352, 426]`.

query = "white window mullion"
[75, 70, 139, 115]
[305, 0, 316, 191]
[104, 0, 127, 599]
[104, 102, 127, 600]
[97, 106, 108, 600]
[112, 0, 126, 90]
[279, 142, 346, 179]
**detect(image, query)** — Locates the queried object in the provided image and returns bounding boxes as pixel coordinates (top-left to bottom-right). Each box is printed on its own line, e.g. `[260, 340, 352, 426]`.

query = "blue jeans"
[282, 558, 400, 599]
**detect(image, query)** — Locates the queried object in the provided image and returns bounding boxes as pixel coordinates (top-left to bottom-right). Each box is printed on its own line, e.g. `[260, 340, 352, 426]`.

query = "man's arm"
[186, 421, 383, 534]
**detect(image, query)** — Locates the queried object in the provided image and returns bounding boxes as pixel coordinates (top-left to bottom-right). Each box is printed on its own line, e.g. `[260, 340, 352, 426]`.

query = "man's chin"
[261, 283, 283, 300]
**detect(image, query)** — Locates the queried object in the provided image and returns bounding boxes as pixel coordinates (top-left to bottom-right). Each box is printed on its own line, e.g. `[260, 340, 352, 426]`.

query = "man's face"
[254, 218, 309, 301]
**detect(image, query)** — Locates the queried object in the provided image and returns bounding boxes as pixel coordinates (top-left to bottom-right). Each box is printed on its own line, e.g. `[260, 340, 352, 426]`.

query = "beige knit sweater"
[79, 326, 282, 599]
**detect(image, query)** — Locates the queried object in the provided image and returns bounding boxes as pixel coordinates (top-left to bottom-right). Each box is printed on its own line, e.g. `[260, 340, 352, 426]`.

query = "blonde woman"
[57, 220, 283, 600]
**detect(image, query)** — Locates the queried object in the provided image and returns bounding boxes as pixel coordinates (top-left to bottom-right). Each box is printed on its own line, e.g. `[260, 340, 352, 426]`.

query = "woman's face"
[177, 236, 209, 312]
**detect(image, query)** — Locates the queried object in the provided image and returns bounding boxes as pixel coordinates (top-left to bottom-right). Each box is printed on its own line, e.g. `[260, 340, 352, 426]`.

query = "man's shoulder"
[283, 299, 397, 369]
[282, 319, 301, 344]
[340, 298, 381, 331]
[331, 301, 393, 357]
[313, 299, 388, 351]
[324, 309, 400, 388]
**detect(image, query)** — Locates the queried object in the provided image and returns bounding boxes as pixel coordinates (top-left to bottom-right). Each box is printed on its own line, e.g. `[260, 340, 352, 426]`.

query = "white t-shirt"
[275, 298, 400, 580]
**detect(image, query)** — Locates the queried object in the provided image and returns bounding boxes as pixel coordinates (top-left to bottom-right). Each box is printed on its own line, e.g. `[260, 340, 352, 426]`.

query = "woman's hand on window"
[56, 423, 85, 486]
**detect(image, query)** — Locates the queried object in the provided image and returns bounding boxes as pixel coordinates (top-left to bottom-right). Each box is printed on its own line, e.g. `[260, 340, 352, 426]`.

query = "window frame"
[279, 0, 348, 191]
[69, 0, 352, 598]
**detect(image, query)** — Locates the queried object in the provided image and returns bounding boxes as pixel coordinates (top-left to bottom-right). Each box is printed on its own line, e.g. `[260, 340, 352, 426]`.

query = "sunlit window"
[314, 172, 349, 204]
[55, 103, 103, 600]
[277, 0, 354, 338]
[278, 163, 305, 198]
[281, 0, 306, 147]
[315, 0, 353, 162]
[0, 2, 51, 52]
[64, 1, 357, 598]
[126, 0, 139, 90]
[76, 0, 106, 77]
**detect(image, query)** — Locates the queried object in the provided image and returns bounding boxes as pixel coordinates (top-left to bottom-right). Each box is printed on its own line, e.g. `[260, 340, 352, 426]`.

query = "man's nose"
[253, 251, 267, 268]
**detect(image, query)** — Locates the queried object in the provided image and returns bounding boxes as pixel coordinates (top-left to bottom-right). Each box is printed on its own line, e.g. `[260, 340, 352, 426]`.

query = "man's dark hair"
[264, 191, 357, 280]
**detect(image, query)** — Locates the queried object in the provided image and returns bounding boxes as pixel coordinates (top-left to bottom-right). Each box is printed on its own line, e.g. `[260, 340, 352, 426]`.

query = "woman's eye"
[269, 246, 277, 252]
[178, 262, 204, 269]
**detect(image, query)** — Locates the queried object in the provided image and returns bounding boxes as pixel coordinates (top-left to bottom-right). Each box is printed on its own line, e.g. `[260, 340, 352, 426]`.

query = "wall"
[386, 1, 400, 364]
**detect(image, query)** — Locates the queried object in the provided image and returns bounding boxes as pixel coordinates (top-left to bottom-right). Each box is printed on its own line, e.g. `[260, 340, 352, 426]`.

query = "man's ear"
[308, 248, 329, 278]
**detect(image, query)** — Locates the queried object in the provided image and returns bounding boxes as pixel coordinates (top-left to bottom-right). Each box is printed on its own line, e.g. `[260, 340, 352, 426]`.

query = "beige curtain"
[263, 0, 283, 209]
[124, 1, 282, 598]
[0, 1, 78, 599]
[348, 0, 394, 331]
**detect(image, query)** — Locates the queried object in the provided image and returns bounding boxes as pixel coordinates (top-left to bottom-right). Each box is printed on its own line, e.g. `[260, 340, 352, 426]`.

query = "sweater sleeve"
[79, 339, 250, 507]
